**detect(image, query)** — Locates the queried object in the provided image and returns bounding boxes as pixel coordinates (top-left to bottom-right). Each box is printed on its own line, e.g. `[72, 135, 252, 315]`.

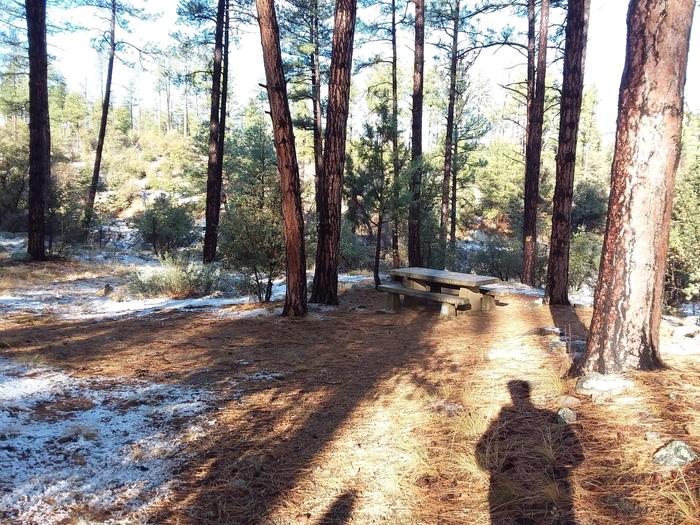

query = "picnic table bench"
[378, 267, 504, 317]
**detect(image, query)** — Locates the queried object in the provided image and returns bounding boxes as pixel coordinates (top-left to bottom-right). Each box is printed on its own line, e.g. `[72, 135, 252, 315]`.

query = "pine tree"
[256, 0, 308, 316]
[577, 0, 694, 374]
[310, 0, 358, 305]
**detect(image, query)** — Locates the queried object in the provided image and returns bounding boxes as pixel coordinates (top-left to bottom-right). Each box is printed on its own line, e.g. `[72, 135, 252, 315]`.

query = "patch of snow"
[0, 356, 218, 524]
[245, 371, 285, 381]
[481, 282, 545, 298]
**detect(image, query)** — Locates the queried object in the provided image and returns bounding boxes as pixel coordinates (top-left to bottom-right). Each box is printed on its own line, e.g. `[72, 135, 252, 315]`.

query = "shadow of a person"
[476, 380, 584, 525]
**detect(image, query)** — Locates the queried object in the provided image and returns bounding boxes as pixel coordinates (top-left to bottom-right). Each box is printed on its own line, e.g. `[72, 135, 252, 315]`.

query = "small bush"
[135, 196, 196, 258]
[219, 204, 285, 303]
[127, 258, 228, 299]
[469, 235, 523, 281]
[339, 219, 374, 271]
[568, 227, 603, 291]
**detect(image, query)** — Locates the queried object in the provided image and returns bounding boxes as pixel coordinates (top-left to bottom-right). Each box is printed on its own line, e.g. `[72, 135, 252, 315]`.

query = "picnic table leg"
[458, 287, 483, 311]
[386, 292, 401, 312]
[482, 294, 495, 312]
[440, 302, 457, 318]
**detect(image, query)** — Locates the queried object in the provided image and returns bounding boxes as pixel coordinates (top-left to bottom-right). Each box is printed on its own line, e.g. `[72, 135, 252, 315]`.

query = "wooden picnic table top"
[389, 267, 499, 288]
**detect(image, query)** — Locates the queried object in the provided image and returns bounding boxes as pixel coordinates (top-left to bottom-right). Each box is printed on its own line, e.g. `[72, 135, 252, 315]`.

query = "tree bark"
[439, 0, 460, 269]
[83, 0, 116, 234]
[311, 2, 324, 216]
[407, 0, 424, 268]
[310, 0, 357, 305]
[212, 0, 229, 239]
[545, 0, 590, 305]
[577, 0, 694, 375]
[390, 0, 400, 268]
[256, 0, 308, 316]
[522, 0, 548, 285]
[202, 0, 226, 263]
[25, 0, 50, 261]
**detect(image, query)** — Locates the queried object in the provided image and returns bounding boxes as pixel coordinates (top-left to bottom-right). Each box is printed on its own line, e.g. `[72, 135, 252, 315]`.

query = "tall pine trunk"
[450, 134, 458, 252]
[256, 0, 308, 316]
[214, 0, 229, 218]
[202, 0, 226, 263]
[390, 0, 400, 268]
[25, 0, 50, 261]
[407, 0, 424, 267]
[439, 0, 459, 269]
[577, 0, 694, 375]
[545, 0, 590, 305]
[83, 0, 116, 234]
[311, 0, 357, 305]
[522, 0, 548, 285]
[311, 2, 324, 215]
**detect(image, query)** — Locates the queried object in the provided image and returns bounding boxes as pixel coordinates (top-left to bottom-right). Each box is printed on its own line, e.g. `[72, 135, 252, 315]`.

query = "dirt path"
[1, 287, 698, 524]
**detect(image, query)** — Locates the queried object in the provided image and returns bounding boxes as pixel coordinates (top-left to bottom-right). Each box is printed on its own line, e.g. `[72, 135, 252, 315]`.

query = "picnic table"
[378, 267, 503, 317]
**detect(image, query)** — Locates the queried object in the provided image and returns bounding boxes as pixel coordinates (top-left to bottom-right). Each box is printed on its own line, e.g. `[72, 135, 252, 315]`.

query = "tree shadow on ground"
[476, 380, 584, 525]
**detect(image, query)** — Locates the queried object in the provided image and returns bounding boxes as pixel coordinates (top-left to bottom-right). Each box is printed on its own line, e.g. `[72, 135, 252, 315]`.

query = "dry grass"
[1, 282, 698, 524]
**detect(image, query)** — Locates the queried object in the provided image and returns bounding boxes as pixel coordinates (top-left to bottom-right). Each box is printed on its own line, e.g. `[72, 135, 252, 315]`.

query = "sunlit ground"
[0, 270, 698, 524]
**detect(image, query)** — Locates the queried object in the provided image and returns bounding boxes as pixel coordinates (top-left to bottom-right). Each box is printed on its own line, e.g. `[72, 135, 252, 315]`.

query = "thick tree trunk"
[202, 0, 226, 263]
[390, 0, 400, 268]
[25, 0, 50, 261]
[310, 0, 357, 305]
[256, 0, 308, 316]
[545, 0, 590, 305]
[407, 0, 424, 268]
[311, 4, 324, 215]
[577, 0, 694, 375]
[439, 0, 459, 269]
[83, 0, 116, 234]
[522, 0, 548, 285]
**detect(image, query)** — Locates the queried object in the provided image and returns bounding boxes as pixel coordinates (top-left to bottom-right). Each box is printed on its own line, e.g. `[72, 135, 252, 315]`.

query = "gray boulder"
[556, 407, 577, 424]
[652, 440, 699, 467]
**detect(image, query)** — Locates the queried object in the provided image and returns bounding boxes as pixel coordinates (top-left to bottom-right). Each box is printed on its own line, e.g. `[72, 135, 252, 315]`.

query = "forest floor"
[1, 261, 699, 524]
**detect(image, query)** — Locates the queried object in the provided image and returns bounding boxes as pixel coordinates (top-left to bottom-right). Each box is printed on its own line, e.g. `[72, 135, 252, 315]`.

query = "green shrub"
[469, 235, 523, 282]
[339, 219, 373, 271]
[568, 227, 603, 291]
[127, 258, 228, 299]
[572, 179, 608, 233]
[219, 204, 285, 303]
[468, 234, 548, 285]
[135, 196, 197, 257]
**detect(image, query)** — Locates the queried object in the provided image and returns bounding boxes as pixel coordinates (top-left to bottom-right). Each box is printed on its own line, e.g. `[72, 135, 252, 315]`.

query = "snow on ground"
[0, 250, 376, 321]
[0, 356, 218, 524]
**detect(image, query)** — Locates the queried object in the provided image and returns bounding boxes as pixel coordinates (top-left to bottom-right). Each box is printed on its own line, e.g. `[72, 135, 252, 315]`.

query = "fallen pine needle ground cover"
[1, 279, 698, 524]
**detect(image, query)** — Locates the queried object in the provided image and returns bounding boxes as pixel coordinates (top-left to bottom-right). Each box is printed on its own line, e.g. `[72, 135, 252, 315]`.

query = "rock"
[645, 431, 662, 442]
[570, 340, 587, 353]
[558, 396, 581, 409]
[95, 283, 114, 297]
[9, 250, 31, 262]
[427, 399, 464, 418]
[652, 440, 699, 467]
[548, 340, 567, 352]
[540, 326, 561, 336]
[575, 372, 632, 397]
[556, 407, 577, 424]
